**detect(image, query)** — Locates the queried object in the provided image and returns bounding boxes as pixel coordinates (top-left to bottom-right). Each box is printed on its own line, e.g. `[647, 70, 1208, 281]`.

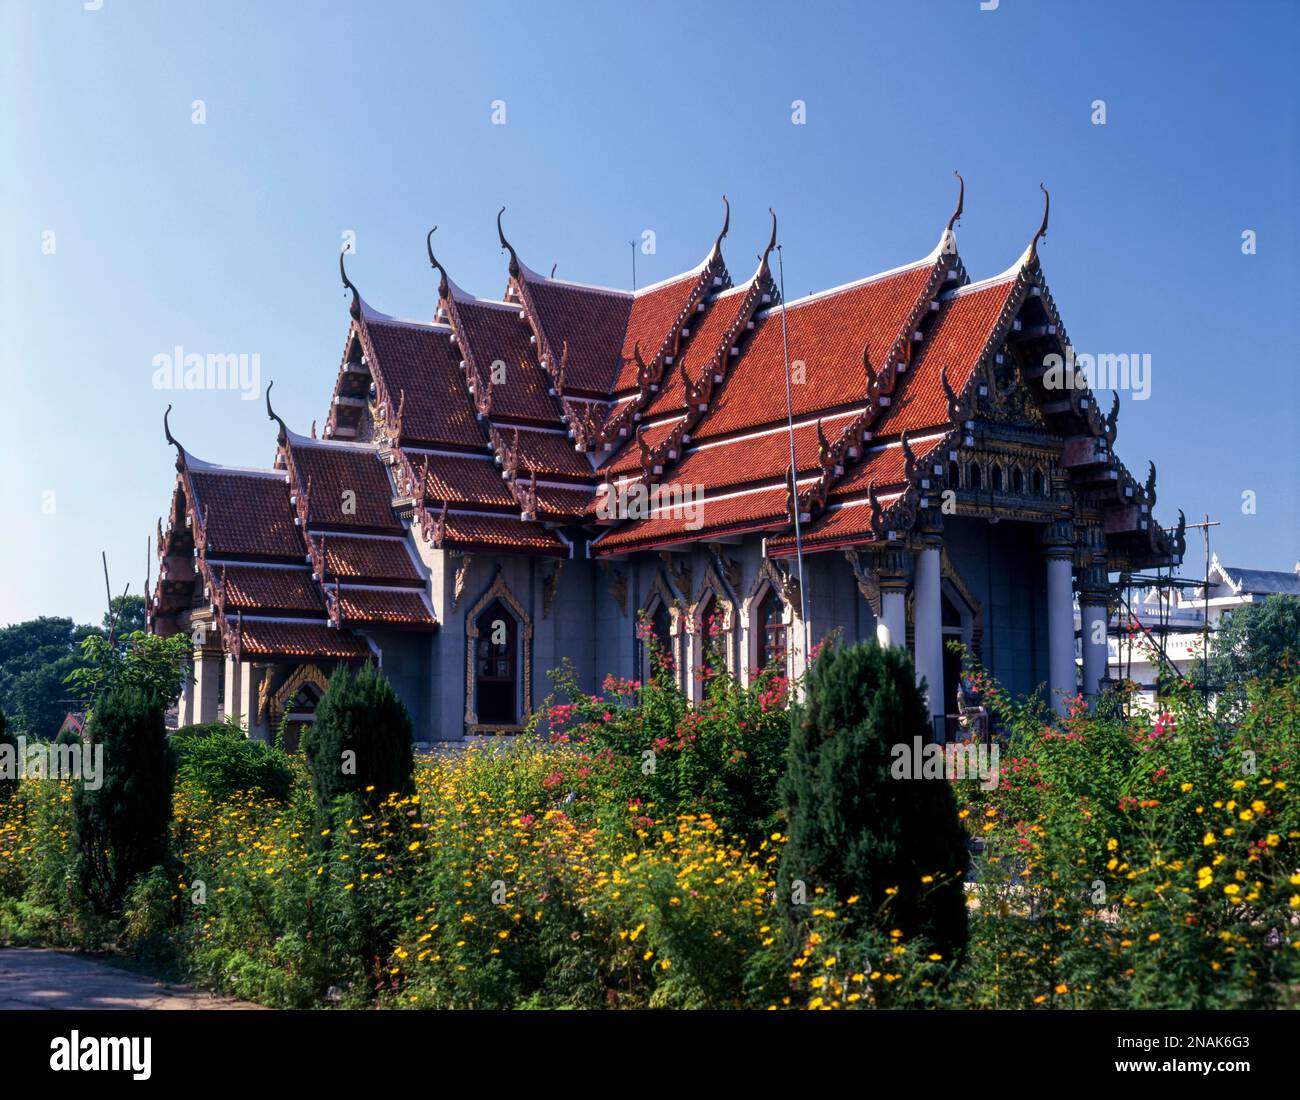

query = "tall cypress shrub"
[301, 662, 414, 835]
[779, 641, 969, 959]
[73, 684, 174, 914]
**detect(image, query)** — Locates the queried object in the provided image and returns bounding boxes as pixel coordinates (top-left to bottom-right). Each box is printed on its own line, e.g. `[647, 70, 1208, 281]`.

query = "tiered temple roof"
[148, 183, 1183, 656]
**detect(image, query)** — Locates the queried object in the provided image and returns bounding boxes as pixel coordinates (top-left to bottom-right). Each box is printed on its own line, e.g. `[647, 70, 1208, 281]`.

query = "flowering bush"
[534, 614, 792, 843]
[954, 652, 1300, 1009]
[0, 646, 1296, 1010]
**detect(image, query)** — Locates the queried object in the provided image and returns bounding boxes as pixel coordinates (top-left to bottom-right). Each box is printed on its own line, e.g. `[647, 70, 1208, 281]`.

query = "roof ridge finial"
[339, 247, 361, 320]
[163, 404, 185, 461]
[711, 195, 730, 259]
[761, 208, 778, 270]
[1025, 182, 1050, 267]
[946, 170, 964, 234]
[497, 206, 520, 276]
[426, 226, 451, 299]
[265, 380, 289, 442]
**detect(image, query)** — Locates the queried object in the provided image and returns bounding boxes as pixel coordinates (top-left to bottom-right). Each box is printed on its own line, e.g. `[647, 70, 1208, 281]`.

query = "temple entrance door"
[475, 600, 518, 726]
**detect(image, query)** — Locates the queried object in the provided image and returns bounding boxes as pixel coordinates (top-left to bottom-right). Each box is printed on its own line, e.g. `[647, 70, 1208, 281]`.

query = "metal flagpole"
[775, 240, 810, 660]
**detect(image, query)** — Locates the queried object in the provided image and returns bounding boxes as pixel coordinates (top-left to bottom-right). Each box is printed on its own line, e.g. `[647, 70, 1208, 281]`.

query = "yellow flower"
[1106, 838, 1118, 851]
[1180, 782, 1193, 793]
[1055, 983, 1069, 994]
[1148, 933, 1160, 942]
[920, 874, 934, 884]
[1202, 832, 1216, 846]
[1223, 884, 1241, 896]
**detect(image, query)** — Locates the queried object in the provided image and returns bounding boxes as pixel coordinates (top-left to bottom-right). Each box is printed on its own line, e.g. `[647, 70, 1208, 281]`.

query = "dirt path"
[0, 948, 263, 1010]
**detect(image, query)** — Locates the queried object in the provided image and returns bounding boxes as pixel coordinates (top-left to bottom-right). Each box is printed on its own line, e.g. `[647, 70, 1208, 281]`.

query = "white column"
[175, 665, 194, 728]
[193, 650, 221, 725]
[224, 654, 243, 725]
[877, 588, 906, 648]
[1080, 598, 1109, 700]
[913, 545, 944, 721]
[1046, 551, 1077, 714]
[238, 662, 268, 740]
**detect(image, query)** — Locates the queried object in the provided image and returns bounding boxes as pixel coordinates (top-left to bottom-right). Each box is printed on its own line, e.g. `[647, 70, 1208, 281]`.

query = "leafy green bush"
[301, 663, 414, 834]
[779, 640, 969, 961]
[172, 718, 294, 803]
[73, 684, 174, 915]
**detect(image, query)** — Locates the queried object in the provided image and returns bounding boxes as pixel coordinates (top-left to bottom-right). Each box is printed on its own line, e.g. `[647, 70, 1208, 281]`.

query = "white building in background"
[1075, 554, 1300, 710]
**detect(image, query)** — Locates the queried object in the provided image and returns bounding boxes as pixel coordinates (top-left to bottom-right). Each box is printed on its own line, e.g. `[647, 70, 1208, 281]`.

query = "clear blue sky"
[2, 0, 1296, 626]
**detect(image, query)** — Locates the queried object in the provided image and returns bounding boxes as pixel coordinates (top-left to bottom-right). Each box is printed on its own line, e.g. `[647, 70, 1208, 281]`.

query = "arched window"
[948, 460, 960, 488]
[991, 464, 1003, 492]
[651, 601, 671, 654]
[1032, 468, 1045, 495]
[757, 587, 787, 671]
[969, 463, 982, 491]
[474, 599, 517, 726]
[1012, 467, 1025, 494]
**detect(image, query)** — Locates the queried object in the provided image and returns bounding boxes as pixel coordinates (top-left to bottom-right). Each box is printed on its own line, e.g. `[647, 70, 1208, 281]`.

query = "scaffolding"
[1102, 515, 1219, 717]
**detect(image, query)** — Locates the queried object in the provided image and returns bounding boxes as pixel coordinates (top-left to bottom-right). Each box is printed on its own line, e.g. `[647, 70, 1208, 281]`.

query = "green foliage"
[0, 616, 97, 739]
[172, 718, 294, 804]
[103, 594, 146, 638]
[301, 663, 414, 831]
[65, 630, 192, 716]
[1209, 593, 1300, 717]
[779, 640, 969, 961]
[953, 653, 1300, 1009]
[73, 684, 175, 915]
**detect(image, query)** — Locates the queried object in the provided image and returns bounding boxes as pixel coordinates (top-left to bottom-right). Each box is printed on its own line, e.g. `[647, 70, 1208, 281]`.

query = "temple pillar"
[238, 662, 268, 741]
[878, 589, 906, 648]
[1077, 527, 1112, 702]
[224, 654, 243, 725]
[176, 663, 195, 728]
[913, 544, 944, 722]
[1043, 519, 1077, 714]
[1080, 597, 1109, 700]
[193, 648, 221, 725]
[874, 546, 907, 648]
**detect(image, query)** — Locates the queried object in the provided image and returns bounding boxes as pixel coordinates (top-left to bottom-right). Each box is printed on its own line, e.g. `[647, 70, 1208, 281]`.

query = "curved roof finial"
[339, 248, 361, 320]
[759, 208, 778, 272]
[946, 170, 965, 234]
[1025, 182, 1050, 266]
[163, 404, 185, 460]
[711, 194, 731, 259]
[497, 206, 520, 276]
[426, 226, 450, 299]
[265, 379, 289, 442]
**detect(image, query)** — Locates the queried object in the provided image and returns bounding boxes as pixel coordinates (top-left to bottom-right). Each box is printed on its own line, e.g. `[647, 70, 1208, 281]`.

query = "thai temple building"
[147, 180, 1185, 744]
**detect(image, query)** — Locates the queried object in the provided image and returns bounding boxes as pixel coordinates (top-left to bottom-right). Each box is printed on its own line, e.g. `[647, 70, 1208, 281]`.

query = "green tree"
[779, 641, 969, 960]
[0, 617, 97, 738]
[103, 594, 146, 638]
[1209, 594, 1300, 717]
[65, 630, 191, 716]
[73, 684, 175, 914]
[301, 662, 414, 832]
